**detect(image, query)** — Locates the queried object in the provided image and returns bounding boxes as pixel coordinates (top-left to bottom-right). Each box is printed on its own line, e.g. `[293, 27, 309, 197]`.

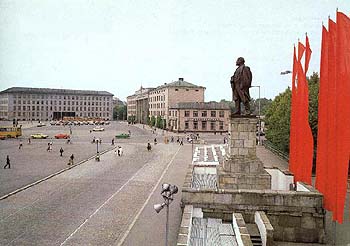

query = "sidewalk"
[256, 145, 289, 171]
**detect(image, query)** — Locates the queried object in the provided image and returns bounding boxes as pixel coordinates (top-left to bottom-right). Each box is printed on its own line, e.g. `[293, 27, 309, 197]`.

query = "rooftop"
[155, 78, 205, 90]
[0, 87, 113, 96]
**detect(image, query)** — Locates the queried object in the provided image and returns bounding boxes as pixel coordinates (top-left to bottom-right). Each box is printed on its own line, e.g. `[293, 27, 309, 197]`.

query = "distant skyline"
[1, 0, 349, 102]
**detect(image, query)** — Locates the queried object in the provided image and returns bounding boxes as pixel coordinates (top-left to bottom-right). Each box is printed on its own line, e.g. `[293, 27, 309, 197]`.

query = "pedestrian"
[111, 138, 115, 145]
[3, 155, 10, 169]
[171, 136, 174, 143]
[28, 138, 31, 144]
[60, 147, 64, 157]
[118, 146, 123, 156]
[92, 137, 96, 143]
[68, 154, 74, 165]
[99, 139, 102, 144]
[69, 127, 72, 135]
[154, 138, 157, 145]
[147, 142, 152, 151]
[180, 138, 184, 145]
[18, 140, 23, 149]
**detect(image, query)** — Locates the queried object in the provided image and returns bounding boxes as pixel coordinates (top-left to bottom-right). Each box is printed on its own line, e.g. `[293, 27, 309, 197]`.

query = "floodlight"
[169, 185, 178, 195]
[162, 183, 170, 192]
[154, 203, 166, 213]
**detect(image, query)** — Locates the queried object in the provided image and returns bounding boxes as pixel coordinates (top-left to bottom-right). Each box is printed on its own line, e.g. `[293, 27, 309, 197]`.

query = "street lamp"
[154, 183, 178, 246]
[251, 85, 261, 145]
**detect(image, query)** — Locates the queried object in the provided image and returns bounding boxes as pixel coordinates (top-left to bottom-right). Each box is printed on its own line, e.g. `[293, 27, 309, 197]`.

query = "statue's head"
[236, 57, 245, 66]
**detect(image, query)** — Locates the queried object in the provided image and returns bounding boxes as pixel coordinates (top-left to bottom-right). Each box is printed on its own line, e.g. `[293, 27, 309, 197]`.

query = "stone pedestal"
[219, 116, 271, 190]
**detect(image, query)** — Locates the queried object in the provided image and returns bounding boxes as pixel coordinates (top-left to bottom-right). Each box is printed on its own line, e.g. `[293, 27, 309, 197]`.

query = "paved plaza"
[0, 122, 349, 245]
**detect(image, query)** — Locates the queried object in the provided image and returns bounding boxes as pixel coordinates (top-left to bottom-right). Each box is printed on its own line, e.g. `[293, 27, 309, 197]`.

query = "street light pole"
[251, 85, 261, 145]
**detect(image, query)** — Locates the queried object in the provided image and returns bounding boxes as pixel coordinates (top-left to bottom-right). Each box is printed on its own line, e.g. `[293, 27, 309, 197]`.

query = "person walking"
[18, 140, 23, 149]
[60, 147, 64, 157]
[68, 154, 74, 165]
[28, 138, 31, 144]
[154, 138, 157, 145]
[147, 142, 152, 151]
[111, 138, 115, 146]
[3, 155, 10, 169]
[119, 146, 123, 156]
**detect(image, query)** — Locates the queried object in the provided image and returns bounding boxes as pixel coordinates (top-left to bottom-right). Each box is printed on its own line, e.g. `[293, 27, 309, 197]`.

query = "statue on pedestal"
[230, 57, 252, 115]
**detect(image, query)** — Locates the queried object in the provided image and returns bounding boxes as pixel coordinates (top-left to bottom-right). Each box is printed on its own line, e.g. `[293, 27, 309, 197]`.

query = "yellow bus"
[0, 126, 22, 139]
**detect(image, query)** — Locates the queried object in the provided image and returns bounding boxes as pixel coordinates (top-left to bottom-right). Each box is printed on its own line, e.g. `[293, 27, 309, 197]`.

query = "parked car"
[93, 127, 105, 132]
[31, 133, 49, 139]
[37, 123, 46, 127]
[55, 133, 70, 139]
[115, 133, 130, 139]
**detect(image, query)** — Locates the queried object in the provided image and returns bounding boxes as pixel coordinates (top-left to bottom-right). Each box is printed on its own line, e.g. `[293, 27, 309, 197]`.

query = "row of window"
[184, 121, 224, 130]
[13, 106, 110, 112]
[14, 112, 110, 117]
[184, 110, 225, 118]
[13, 94, 111, 101]
[150, 102, 165, 109]
[13, 100, 109, 106]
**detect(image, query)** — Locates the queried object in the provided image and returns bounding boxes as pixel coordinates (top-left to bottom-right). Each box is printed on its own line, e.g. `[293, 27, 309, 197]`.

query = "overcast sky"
[0, 0, 349, 101]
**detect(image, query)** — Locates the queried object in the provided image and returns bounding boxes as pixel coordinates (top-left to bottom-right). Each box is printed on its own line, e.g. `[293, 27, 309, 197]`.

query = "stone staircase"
[246, 223, 262, 246]
[189, 218, 237, 246]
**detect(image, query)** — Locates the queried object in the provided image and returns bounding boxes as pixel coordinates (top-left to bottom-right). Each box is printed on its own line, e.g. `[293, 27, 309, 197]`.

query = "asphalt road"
[0, 122, 192, 245]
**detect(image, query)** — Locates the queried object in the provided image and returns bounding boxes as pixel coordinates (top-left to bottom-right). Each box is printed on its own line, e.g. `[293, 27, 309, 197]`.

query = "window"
[193, 111, 198, 117]
[219, 111, 225, 117]
[175, 89, 178, 91]
[185, 111, 190, 117]
[185, 121, 189, 129]
[211, 111, 216, 117]
[219, 121, 224, 130]
[193, 121, 198, 130]
[210, 121, 216, 130]
[202, 111, 207, 117]
[202, 121, 207, 130]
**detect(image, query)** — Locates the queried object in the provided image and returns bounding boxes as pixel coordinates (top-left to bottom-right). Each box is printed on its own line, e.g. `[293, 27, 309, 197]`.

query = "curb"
[0, 146, 117, 201]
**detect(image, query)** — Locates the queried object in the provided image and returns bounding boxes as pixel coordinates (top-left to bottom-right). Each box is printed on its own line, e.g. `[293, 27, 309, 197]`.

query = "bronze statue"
[230, 57, 252, 115]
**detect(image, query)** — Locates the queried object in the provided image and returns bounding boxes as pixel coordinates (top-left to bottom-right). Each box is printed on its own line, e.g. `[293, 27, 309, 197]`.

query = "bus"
[0, 126, 22, 139]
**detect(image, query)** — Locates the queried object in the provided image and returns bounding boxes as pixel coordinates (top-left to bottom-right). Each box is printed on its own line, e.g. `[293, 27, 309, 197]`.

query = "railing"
[263, 141, 289, 161]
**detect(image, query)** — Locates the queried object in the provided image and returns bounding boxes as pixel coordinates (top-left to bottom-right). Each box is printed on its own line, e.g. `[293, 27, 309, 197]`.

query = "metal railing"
[263, 141, 289, 161]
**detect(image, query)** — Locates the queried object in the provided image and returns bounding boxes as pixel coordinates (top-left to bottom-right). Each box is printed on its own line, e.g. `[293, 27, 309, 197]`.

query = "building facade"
[148, 78, 205, 126]
[168, 102, 231, 133]
[127, 86, 154, 124]
[0, 87, 114, 121]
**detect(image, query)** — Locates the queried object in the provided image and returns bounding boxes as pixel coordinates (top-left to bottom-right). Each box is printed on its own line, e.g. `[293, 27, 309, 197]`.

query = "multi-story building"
[168, 102, 231, 133]
[0, 87, 114, 121]
[148, 78, 206, 126]
[127, 86, 154, 124]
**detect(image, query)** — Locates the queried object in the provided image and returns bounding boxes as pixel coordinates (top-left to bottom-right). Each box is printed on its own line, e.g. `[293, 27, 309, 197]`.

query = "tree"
[113, 105, 127, 120]
[264, 72, 320, 156]
[149, 116, 156, 127]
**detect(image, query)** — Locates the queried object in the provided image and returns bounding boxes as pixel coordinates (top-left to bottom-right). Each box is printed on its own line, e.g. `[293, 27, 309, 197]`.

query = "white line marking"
[116, 146, 181, 246]
[60, 148, 167, 246]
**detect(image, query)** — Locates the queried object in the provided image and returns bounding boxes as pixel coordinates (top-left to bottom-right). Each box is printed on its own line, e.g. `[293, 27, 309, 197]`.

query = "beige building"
[149, 78, 205, 125]
[0, 87, 113, 121]
[127, 86, 154, 124]
[169, 102, 231, 133]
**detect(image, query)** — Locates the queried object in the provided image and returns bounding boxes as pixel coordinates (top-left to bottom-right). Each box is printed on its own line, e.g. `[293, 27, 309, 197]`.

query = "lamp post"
[251, 85, 261, 145]
[154, 183, 178, 246]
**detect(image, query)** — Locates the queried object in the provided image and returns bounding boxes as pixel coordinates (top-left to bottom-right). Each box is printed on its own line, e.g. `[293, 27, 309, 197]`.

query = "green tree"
[113, 105, 127, 120]
[149, 116, 156, 126]
[265, 72, 320, 156]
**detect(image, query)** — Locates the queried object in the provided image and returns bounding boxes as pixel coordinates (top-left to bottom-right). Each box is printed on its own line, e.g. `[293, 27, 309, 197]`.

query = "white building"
[0, 87, 114, 121]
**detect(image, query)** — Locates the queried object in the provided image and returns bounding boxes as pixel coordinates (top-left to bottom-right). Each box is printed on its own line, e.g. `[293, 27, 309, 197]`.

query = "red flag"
[289, 46, 298, 175]
[305, 35, 312, 74]
[301, 35, 314, 185]
[334, 11, 350, 223]
[298, 42, 305, 61]
[293, 42, 306, 183]
[326, 18, 337, 218]
[315, 26, 329, 210]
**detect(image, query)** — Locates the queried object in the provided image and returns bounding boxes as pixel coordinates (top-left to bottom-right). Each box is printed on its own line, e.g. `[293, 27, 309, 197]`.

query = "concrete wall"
[255, 211, 274, 246]
[181, 186, 325, 243]
[233, 213, 253, 246]
[193, 166, 217, 175]
[265, 168, 294, 191]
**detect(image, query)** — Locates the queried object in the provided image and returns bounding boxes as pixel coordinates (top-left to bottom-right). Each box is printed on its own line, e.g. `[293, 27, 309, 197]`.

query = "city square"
[1, 1, 350, 245]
